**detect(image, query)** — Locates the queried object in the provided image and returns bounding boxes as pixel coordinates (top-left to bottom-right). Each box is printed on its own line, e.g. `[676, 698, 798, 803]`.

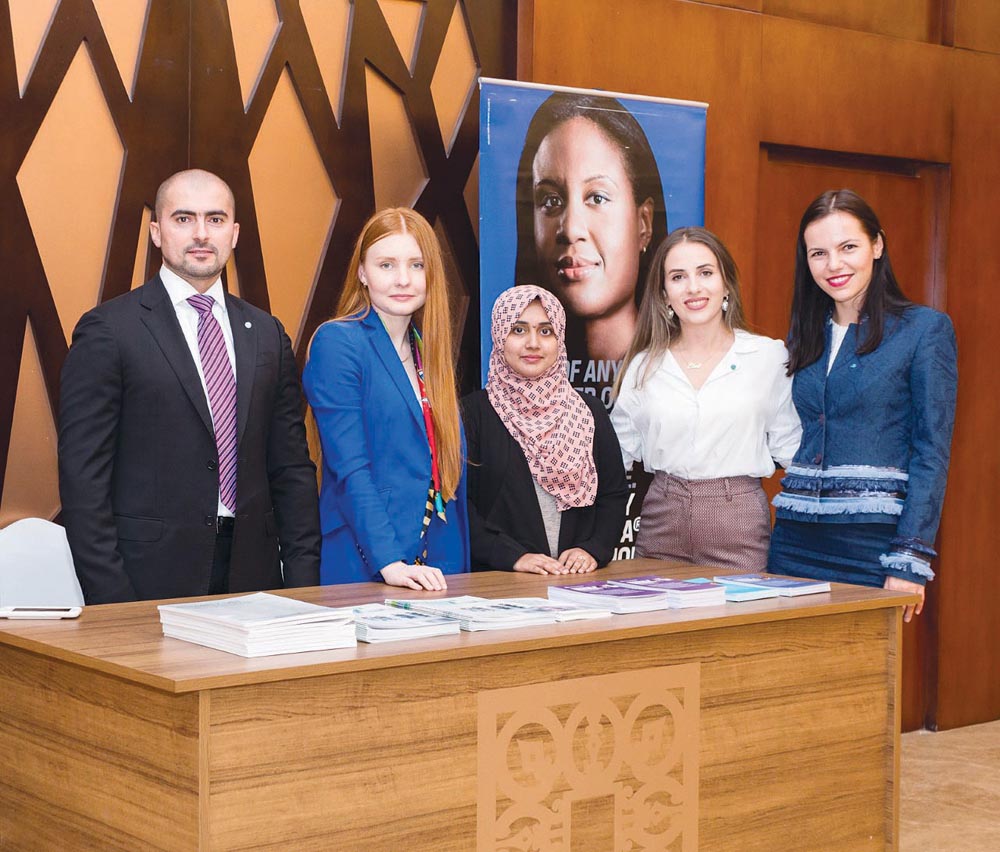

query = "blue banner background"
[479, 80, 707, 381]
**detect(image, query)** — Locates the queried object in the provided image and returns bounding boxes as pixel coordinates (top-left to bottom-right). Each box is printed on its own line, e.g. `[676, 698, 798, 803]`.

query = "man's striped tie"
[188, 294, 238, 513]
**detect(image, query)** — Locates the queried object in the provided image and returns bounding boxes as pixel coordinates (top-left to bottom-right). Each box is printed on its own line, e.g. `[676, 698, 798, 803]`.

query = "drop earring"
[666, 305, 675, 320]
[722, 295, 730, 313]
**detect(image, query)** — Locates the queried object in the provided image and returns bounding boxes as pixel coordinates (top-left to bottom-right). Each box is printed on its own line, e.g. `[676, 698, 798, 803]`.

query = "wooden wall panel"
[523, 0, 763, 324]
[0, 0, 191, 526]
[185, 0, 506, 381]
[954, 0, 1000, 54]
[936, 48, 1000, 730]
[761, 16, 952, 163]
[688, 0, 761, 11]
[763, 0, 943, 43]
[523, 0, 1000, 731]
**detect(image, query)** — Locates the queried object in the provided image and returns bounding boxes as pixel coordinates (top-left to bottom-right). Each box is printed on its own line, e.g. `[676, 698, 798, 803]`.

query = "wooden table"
[0, 560, 916, 851]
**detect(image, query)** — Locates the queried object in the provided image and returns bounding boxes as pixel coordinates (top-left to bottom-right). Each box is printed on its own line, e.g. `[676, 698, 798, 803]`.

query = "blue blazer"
[302, 310, 469, 584]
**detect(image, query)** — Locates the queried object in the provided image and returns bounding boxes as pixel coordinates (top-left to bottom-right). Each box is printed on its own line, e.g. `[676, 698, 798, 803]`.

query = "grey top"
[532, 479, 562, 558]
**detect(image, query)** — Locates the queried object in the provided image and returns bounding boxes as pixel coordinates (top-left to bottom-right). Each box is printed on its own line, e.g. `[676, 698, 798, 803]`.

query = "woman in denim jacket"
[768, 189, 957, 622]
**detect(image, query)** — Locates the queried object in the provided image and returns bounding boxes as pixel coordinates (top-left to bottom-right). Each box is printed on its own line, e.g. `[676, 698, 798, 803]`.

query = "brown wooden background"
[520, 0, 999, 732]
[0, 0, 996, 731]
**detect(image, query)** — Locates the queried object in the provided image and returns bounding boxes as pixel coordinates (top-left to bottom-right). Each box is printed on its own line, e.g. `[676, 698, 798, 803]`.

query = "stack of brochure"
[352, 603, 460, 643]
[713, 573, 832, 597]
[613, 576, 727, 608]
[158, 592, 356, 657]
[385, 595, 610, 631]
[547, 580, 674, 613]
[690, 576, 778, 602]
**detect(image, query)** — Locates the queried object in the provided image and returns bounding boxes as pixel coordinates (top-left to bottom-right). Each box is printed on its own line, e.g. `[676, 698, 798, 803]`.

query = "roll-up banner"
[478, 78, 707, 559]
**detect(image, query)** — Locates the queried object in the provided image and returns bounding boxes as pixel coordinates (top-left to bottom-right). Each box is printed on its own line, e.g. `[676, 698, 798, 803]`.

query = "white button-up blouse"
[610, 330, 801, 480]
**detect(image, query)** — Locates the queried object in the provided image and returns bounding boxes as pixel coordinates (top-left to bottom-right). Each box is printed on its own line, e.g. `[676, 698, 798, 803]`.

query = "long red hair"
[327, 208, 463, 502]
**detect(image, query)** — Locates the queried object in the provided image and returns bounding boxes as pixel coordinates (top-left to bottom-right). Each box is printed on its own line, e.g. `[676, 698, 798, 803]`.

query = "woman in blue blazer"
[303, 208, 468, 588]
[768, 190, 958, 623]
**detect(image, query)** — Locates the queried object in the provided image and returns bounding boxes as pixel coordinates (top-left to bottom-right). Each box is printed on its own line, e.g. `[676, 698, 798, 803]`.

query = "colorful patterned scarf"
[408, 326, 447, 526]
[486, 286, 597, 511]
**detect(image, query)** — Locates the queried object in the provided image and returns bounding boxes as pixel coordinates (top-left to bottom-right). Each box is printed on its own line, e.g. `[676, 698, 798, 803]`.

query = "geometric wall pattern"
[0, 0, 514, 523]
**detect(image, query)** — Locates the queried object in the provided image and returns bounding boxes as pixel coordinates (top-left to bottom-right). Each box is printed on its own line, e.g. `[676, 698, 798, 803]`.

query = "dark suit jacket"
[462, 389, 628, 571]
[58, 275, 321, 604]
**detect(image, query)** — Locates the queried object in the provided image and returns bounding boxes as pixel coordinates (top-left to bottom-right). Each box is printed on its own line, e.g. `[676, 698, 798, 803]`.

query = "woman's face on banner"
[531, 117, 653, 322]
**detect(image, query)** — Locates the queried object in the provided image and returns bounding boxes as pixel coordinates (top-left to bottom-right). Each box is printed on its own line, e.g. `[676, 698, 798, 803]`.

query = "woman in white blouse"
[611, 227, 801, 571]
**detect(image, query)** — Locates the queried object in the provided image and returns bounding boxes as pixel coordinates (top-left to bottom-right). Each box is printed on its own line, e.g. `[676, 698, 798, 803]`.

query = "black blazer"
[462, 389, 628, 571]
[58, 276, 321, 604]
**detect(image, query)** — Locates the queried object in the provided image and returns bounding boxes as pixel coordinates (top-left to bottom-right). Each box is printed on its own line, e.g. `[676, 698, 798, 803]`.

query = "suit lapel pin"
[245, 321, 252, 329]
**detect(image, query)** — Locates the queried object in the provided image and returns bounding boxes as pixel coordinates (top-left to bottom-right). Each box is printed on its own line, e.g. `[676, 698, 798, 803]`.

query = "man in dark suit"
[58, 169, 321, 603]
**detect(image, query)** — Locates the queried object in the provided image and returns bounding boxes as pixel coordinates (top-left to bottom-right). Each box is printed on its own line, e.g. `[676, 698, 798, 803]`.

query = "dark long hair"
[514, 92, 668, 307]
[786, 189, 912, 374]
[614, 227, 749, 396]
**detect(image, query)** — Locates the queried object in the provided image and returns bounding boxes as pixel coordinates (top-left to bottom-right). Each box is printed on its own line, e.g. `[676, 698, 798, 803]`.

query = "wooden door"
[753, 149, 949, 731]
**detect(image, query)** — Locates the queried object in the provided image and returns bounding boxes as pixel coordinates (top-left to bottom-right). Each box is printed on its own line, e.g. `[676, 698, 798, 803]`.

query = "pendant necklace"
[675, 345, 709, 370]
[674, 334, 728, 370]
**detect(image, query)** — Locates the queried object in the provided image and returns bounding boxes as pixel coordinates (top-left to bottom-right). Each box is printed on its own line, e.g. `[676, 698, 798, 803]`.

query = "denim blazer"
[773, 305, 957, 582]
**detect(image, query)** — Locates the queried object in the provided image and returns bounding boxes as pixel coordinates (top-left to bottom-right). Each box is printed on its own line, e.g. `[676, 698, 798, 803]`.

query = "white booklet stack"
[158, 592, 356, 657]
[385, 595, 610, 631]
[352, 603, 460, 643]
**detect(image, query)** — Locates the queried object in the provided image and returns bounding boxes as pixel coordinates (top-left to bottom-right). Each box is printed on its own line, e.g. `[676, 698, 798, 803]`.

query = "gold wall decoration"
[91, 0, 148, 97]
[299, 0, 352, 124]
[227, 0, 281, 110]
[8, 0, 59, 94]
[478, 664, 700, 852]
[0, 0, 514, 521]
[366, 61, 430, 210]
[248, 67, 339, 347]
[0, 321, 59, 524]
[377, 0, 425, 73]
[130, 205, 153, 291]
[15, 42, 124, 343]
[430, 0, 477, 155]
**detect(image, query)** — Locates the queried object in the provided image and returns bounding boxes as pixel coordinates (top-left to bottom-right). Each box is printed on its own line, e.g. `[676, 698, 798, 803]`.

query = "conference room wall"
[519, 0, 999, 732]
[0, 0, 512, 521]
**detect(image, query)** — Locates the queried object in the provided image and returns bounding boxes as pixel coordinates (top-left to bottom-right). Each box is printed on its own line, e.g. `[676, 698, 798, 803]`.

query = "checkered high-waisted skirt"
[635, 472, 771, 573]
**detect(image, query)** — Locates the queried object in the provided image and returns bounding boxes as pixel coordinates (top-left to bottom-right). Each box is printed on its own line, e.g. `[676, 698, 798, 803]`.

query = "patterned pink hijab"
[486, 286, 598, 510]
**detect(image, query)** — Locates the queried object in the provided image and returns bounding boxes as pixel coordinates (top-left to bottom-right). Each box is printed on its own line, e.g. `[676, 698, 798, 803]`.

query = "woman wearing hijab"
[462, 286, 628, 574]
